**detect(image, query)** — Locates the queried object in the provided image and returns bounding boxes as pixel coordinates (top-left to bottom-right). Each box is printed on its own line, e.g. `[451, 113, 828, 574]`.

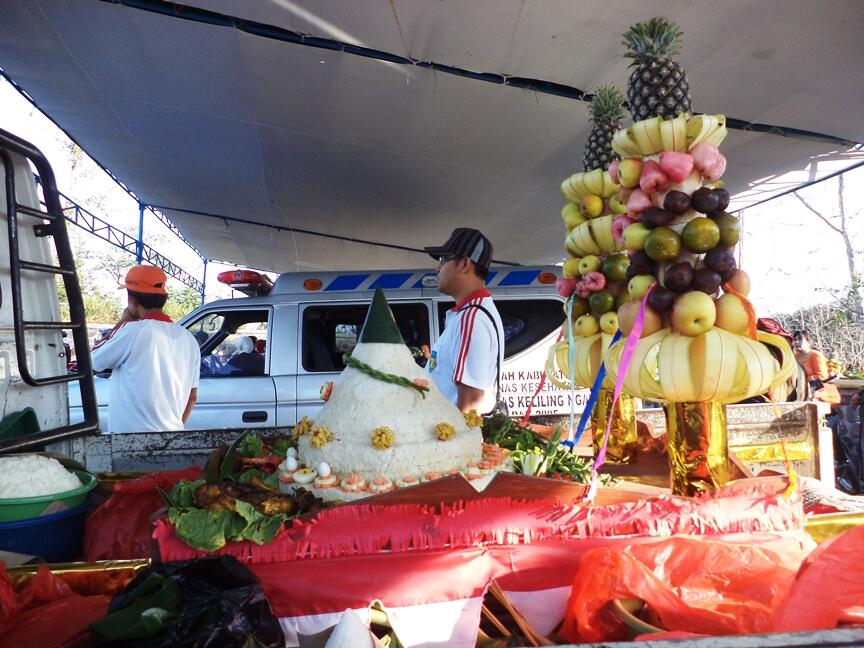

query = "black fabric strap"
[456, 303, 502, 404]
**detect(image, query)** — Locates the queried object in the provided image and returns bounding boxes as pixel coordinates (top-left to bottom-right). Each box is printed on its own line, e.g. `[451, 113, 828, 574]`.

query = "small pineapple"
[622, 17, 692, 121]
[582, 84, 625, 172]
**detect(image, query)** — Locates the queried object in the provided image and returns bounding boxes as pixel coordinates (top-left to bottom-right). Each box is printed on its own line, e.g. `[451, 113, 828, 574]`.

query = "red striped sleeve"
[454, 298, 480, 382]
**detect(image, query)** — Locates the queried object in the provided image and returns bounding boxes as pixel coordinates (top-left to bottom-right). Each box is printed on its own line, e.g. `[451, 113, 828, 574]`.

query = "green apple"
[670, 290, 716, 336]
[562, 202, 586, 229]
[623, 222, 650, 251]
[581, 194, 604, 219]
[599, 311, 619, 335]
[627, 274, 655, 300]
[617, 300, 664, 337]
[562, 256, 582, 279]
[617, 158, 643, 188]
[574, 314, 600, 337]
[608, 194, 629, 215]
[714, 293, 750, 335]
[577, 255, 602, 276]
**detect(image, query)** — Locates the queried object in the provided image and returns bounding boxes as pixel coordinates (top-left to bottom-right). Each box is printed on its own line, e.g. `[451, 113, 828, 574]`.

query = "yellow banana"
[589, 215, 614, 252]
[604, 325, 798, 404]
[600, 171, 620, 199]
[583, 169, 605, 196]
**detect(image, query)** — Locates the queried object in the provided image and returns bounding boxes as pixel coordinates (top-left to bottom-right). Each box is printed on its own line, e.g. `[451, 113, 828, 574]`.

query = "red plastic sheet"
[0, 564, 110, 648]
[771, 524, 864, 631]
[84, 466, 202, 561]
[559, 535, 808, 642]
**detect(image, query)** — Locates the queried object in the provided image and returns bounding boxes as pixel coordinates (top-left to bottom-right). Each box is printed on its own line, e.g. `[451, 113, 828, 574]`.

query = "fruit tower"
[601, 18, 795, 494]
[549, 85, 638, 464]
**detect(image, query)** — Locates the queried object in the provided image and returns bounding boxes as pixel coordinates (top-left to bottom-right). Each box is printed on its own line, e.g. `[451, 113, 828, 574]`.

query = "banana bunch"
[612, 114, 727, 158]
[565, 215, 625, 256]
[603, 327, 796, 404]
[560, 168, 619, 203]
[546, 332, 618, 390]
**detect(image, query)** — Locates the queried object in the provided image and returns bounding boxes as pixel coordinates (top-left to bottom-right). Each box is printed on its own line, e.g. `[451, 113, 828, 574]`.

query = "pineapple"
[622, 17, 692, 121]
[582, 84, 625, 172]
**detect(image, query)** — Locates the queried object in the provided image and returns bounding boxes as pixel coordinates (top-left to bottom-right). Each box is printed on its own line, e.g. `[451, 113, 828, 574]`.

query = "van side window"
[437, 298, 564, 359]
[186, 309, 270, 377]
[303, 303, 430, 372]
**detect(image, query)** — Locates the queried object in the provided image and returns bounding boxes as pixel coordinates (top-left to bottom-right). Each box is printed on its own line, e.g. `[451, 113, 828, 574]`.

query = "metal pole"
[136, 202, 144, 264]
[200, 258, 208, 305]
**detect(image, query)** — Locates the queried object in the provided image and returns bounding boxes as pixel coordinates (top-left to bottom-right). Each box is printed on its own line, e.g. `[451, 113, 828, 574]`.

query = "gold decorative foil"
[805, 512, 864, 544]
[665, 401, 728, 496]
[6, 559, 151, 587]
[731, 440, 814, 464]
[591, 388, 637, 465]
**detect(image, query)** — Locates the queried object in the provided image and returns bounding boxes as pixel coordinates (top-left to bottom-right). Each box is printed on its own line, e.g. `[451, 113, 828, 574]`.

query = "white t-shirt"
[91, 317, 201, 432]
[427, 289, 504, 412]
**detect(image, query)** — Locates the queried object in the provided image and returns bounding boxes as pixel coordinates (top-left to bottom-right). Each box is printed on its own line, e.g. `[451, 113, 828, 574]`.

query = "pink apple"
[658, 151, 694, 183]
[690, 142, 727, 181]
[608, 159, 621, 184]
[612, 216, 635, 244]
[556, 277, 579, 298]
[670, 290, 716, 336]
[639, 160, 669, 193]
[583, 271, 606, 292]
[627, 188, 653, 213]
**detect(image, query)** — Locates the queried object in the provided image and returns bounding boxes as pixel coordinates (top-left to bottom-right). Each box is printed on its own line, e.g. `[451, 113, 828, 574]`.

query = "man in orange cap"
[91, 265, 201, 432]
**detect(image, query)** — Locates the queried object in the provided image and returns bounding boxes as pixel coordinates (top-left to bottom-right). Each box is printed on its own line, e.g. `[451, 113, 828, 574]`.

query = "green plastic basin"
[0, 471, 98, 522]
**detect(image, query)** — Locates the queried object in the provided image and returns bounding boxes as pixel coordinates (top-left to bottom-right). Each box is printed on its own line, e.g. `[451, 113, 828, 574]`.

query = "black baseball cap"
[424, 228, 493, 271]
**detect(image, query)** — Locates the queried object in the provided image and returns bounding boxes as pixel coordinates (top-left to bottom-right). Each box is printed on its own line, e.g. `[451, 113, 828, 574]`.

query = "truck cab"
[71, 267, 580, 431]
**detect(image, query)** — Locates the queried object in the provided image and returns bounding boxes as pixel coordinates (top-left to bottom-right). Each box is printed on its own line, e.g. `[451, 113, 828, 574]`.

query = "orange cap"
[119, 265, 168, 295]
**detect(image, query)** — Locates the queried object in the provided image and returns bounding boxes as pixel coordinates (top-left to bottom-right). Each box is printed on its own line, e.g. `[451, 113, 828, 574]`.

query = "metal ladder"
[0, 127, 98, 451]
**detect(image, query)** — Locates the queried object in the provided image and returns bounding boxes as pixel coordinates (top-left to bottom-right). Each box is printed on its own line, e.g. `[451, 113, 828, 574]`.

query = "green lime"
[601, 254, 630, 283]
[589, 290, 616, 314]
[644, 226, 682, 262]
[711, 212, 740, 247]
[681, 217, 721, 253]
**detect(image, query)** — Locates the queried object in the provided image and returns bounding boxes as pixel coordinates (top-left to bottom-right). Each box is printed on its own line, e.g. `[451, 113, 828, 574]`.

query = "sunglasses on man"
[437, 255, 464, 264]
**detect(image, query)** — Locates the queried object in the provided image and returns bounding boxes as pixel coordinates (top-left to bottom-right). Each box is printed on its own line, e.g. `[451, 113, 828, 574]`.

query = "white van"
[70, 267, 588, 431]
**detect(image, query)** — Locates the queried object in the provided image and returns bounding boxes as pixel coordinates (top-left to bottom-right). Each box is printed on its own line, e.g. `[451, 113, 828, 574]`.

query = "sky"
[1, 76, 862, 317]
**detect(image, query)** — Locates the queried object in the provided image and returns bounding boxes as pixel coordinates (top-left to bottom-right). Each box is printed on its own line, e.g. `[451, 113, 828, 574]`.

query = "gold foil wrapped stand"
[591, 387, 637, 464]
[665, 401, 728, 496]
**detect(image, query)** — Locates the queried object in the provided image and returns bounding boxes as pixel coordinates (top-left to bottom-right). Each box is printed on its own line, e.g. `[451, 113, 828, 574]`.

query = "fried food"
[193, 480, 324, 517]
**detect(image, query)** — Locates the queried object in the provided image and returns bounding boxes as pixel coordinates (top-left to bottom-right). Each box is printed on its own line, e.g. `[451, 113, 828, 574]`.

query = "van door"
[184, 307, 277, 429]
[296, 300, 432, 423]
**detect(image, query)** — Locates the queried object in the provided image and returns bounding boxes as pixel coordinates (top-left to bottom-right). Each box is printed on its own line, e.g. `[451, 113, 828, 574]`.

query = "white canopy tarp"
[0, 0, 861, 271]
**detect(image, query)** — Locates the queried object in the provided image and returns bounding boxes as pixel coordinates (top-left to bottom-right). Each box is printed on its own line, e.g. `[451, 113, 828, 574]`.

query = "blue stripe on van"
[325, 274, 369, 291]
[370, 272, 412, 289]
[483, 271, 498, 286]
[497, 270, 540, 286]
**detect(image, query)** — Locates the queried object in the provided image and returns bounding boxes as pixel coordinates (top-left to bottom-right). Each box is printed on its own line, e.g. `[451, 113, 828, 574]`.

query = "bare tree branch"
[793, 191, 844, 235]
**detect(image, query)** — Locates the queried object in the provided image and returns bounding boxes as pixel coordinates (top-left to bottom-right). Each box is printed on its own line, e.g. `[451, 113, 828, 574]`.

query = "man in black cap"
[424, 228, 505, 413]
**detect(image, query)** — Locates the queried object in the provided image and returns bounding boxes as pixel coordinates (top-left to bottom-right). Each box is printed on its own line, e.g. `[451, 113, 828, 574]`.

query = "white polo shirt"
[427, 289, 504, 412]
[91, 314, 201, 432]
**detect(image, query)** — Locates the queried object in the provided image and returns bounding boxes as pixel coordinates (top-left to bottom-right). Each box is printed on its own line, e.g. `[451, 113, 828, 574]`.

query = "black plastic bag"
[91, 556, 284, 648]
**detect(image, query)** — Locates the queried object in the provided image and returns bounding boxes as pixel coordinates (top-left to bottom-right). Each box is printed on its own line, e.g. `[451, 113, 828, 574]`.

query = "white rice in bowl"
[0, 455, 82, 498]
